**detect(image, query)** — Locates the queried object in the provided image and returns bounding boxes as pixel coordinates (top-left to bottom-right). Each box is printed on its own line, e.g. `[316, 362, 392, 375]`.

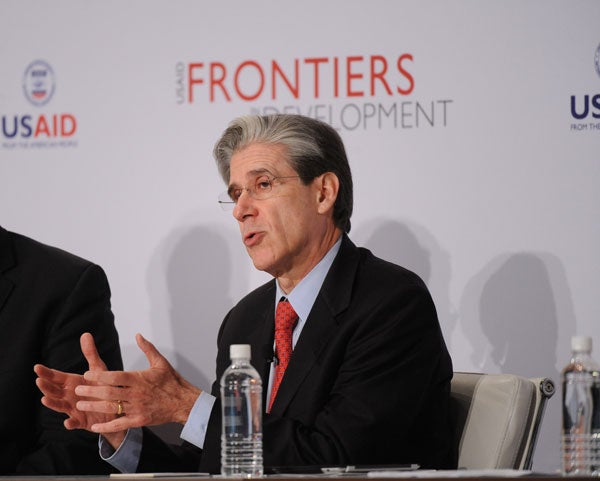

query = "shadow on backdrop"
[139, 224, 236, 444]
[460, 252, 576, 471]
[352, 218, 457, 343]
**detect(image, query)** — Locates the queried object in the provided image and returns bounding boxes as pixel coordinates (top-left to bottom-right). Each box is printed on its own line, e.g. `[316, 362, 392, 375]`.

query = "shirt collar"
[275, 235, 342, 322]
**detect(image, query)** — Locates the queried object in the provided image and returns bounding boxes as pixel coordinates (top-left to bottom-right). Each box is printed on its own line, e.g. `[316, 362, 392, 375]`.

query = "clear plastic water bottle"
[591, 349, 600, 476]
[220, 344, 263, 477]
[561, 336, 598, 475]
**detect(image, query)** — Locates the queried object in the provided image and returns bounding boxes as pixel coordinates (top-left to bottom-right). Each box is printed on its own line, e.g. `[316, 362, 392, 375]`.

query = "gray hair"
[213, 114, 353, 233]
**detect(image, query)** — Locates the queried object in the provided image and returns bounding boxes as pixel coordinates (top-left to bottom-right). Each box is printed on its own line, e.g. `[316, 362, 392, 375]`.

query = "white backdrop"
[1, 0, 600, 472]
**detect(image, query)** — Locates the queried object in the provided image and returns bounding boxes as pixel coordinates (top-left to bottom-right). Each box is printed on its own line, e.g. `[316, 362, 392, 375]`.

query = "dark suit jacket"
[0, 226, 123, 474]
[138, 234, 455, 472]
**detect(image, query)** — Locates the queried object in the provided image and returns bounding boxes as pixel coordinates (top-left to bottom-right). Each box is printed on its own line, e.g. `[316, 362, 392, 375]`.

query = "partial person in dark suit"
[35, 114, 455, 472]
[0, 225, 123, 474]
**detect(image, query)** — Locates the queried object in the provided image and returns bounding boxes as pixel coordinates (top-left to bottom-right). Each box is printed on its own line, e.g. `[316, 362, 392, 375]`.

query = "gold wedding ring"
[116, 400, 124, 417]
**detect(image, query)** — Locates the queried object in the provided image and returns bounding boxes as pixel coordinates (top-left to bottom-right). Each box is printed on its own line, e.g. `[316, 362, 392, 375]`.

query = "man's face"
[229, 142, 330, 281]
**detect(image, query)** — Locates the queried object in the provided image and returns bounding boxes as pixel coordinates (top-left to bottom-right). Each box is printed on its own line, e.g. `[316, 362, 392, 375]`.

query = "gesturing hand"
[74, 333, 202, 435]
[34, 332, 115, 431]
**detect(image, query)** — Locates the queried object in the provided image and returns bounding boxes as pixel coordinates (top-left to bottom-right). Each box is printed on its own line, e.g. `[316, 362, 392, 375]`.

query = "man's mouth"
[244, 231, 263, 246]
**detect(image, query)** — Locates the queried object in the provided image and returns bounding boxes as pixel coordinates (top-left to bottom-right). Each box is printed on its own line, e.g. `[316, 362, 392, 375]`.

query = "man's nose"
[233, 189, 254, 221]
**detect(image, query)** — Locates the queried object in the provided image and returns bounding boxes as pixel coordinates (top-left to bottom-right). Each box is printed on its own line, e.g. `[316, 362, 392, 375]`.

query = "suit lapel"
[255, 282, 276, 408]
[0, 226, 16, 314]
[269, 234, 361, 414]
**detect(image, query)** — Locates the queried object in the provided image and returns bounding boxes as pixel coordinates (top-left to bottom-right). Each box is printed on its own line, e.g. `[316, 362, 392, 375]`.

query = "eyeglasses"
[218, 175, 300, 211]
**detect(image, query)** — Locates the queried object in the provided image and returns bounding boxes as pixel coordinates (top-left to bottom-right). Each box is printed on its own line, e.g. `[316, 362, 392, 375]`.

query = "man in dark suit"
[36, 114, 455, 472]
[0, 225, 123, 474]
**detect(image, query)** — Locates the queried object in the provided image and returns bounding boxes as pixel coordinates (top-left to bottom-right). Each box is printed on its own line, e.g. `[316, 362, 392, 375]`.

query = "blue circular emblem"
[595, 43, 600, 79]
[23, 60, 55, 106]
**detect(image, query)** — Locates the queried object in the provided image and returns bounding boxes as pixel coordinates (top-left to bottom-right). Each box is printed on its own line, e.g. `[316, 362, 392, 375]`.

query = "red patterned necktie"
[268, 298, 298, 412]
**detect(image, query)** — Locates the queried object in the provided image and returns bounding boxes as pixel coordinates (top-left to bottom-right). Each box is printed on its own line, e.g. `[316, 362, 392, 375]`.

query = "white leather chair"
[450, 372, 555, 470]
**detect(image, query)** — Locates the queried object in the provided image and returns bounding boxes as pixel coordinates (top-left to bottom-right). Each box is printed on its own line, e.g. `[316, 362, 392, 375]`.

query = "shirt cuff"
[99, 428, 143, 473]
[180, 390, 216, 448]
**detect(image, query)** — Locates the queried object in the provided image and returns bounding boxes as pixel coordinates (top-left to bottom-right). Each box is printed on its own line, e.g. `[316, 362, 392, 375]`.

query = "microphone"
[262, 344, 279, 365]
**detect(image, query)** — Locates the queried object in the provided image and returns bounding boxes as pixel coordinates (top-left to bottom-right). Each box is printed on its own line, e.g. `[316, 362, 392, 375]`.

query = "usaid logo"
[569, 42, 600, 130]
[23, 60, 55, 106]
[1, 60, 78, 148]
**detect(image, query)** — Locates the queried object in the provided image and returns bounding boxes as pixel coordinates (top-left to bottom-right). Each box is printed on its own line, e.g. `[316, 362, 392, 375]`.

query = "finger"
[136, 333, 168, 368]
[34, 364, 53, 377]
[40, 395, 77, 416]
[83, 369, 133, 386]
[75, 384, 127, 401]
[81, 332, 108, 371]
[76, 399, 126, 416]
[64, 418, 85, 430]
[34, 364, 70, 383]
[90, 413, 147, 434]
[36, 377, 70, 398]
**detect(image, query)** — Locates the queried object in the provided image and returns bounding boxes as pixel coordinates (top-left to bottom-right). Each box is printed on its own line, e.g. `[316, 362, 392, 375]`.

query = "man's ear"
[316, 172, 339, 215]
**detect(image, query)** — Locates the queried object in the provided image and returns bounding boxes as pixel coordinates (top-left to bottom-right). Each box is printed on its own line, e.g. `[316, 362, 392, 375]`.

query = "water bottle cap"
[230, 344, 251, 360]
[571, 336, 592, 352]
